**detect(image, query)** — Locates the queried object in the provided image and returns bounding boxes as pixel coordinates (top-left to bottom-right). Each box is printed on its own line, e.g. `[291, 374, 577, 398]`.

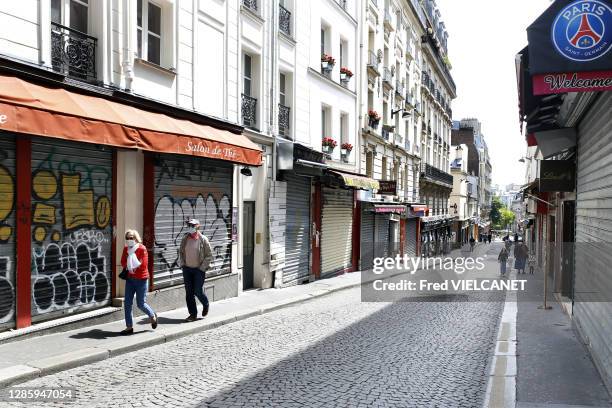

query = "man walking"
[179, 219, 213, 322]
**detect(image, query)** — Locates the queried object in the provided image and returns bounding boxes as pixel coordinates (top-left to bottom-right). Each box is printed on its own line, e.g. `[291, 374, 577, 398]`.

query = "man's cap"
[186, 219, 200, 225]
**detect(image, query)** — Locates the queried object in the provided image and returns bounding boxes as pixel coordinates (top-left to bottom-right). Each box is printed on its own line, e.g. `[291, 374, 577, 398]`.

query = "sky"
[435, 0, 553, 188]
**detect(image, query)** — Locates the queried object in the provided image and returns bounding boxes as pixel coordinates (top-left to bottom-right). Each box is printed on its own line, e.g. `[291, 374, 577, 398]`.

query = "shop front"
[277, 143, 326, 286]
[517, 0, 612, 386]
[0, 75, 262, 329]
[360, 203, 406, 269]
[420, 216, 453, 257]
[319, 170, 378, 277]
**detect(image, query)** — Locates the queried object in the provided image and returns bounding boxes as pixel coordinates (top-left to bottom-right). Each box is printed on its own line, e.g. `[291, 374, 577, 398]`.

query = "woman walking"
[498, 246, 509, 277]
[120, 230, 157, 335]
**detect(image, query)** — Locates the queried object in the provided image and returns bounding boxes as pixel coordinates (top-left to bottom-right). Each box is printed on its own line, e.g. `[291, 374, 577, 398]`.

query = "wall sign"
[539, 160, 576, 192]
[533, 70, 612, 94]
[377, 180, 397, 196]
[232, 207, 238, 242]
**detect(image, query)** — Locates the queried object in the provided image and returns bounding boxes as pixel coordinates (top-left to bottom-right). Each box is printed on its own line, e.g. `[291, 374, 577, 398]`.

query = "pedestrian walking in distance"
[514, 241, 529, 274]
[179, 219, 213, 322]
[487, 233, 492, 244]
[469, 237, 476, 252]
[120, 230, 157, 335]
[498, 247, 509, 277]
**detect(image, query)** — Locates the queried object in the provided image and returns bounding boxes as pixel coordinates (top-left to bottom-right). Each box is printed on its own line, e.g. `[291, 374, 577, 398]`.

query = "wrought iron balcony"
[242, 0, 258, 12]
[382, 67, 393, 86]
[51, 22, 97, 84]
[241, 94, 257, 129]
[382, 127, 391, 141]
[395, 81, 404, 97]
[367, 50, 380, 77]
[278, 103, 290, 137]
[279, 4, 291, 35]
[421, 163, 453, 186]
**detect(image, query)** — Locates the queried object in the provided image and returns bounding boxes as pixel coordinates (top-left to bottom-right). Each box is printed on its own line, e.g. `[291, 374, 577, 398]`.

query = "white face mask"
[126, 239, 136, 247]
[188, 227, 197, 234]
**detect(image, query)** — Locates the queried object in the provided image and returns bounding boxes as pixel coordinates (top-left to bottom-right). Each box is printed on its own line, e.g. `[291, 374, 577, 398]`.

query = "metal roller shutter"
[321, 187, 353, 277]
[154, 155, 233, 289]
[30, 138, 113, 320]
[360, 210, 375, 271]
[0, 133, 15, 328]
[283, 174, 311, 285]
[406, 219, 417, 257]
[375, 214, 390, 259]
[574, 92, 612, 381]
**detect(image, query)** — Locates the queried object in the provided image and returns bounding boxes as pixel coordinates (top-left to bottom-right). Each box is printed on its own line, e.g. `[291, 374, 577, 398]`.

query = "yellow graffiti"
[0, 166, 14, 220]
[0, 225, 11, 242]
[32, 171, 57, 200]
[51, 230, 61, 242]
[32, 203, 56, 225]
[33, 226, 47, 243]
[61, 174, 94, 230]
[95, 196, 111, 229]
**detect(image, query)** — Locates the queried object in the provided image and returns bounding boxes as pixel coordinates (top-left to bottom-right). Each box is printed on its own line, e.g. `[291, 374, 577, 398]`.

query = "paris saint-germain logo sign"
[552, 0, 612, 62]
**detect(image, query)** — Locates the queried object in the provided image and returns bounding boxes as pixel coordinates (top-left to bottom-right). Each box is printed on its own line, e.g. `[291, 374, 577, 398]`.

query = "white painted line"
[484, 271, 518, 408]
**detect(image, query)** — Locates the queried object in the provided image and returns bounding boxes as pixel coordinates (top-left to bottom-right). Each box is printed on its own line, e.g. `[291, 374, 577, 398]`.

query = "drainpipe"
[122, 0, 134, 92]
[269, 0, 279, 287]
[357, 0, 365, 175]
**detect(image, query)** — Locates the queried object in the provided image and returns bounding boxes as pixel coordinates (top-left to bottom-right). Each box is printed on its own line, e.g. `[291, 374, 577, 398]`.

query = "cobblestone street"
[4, 264, 505, 408]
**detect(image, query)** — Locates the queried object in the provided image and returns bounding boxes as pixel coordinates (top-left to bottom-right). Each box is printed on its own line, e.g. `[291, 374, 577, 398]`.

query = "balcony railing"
[279, 4, 291, 35]
[421, 163, 453, 186]
[395, 81, 404, 97]
[382, 127, 391, 141]
[278, 103, 290, 137]
[51, 22, 97, 83]
[242, 0, 258, 12]
[382, 67, 392, 84]
[242, 94, 257, 129]
[367, 50, 379, 72]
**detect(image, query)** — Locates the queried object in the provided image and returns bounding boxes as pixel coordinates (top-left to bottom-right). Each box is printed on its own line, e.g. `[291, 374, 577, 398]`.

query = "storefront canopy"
[0, 75, 262, 166]
[327, 170, 379, 190]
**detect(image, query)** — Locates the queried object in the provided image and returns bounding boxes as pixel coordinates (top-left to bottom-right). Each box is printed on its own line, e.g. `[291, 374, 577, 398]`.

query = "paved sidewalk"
[516, 264, 612, 407]
[0, 271, 365, 387]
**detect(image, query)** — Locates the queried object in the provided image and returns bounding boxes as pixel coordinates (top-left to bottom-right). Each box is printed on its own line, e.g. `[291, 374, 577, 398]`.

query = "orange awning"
[0, 75, 262, 166]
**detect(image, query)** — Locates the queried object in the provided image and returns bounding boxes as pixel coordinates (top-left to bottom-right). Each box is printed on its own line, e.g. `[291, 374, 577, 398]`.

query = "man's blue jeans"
[124, 278, 155, 328]
[182, 266, 209, 317]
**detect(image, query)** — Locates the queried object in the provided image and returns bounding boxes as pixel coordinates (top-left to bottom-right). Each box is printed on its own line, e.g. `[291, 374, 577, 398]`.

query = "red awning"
[0, 75, 262, 166]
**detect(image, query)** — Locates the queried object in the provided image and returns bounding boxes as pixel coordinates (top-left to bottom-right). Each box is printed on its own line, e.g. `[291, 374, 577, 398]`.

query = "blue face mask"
[188, 227, 197, 234]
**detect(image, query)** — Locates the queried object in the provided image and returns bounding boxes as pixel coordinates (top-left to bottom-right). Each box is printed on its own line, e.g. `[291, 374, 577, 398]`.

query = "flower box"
[321, 137, 337, 155]
[340, 67, 353, 81]
[321, 54, 336, 72]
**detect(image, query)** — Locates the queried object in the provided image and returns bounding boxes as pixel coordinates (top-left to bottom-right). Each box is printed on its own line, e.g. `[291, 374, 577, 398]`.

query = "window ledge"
[240, 5, 265, 25]
[279, 30, 296, 46]
[134, 58, 177, 77]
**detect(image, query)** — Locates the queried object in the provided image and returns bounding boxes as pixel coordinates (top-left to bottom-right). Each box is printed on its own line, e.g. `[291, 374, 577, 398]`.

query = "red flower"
[340, 67, 353, 77]
[321, 54, 336, 64]
[341, 143, 353, 151]
[368, 110, 380, 120]
[322, 137, 337, 148]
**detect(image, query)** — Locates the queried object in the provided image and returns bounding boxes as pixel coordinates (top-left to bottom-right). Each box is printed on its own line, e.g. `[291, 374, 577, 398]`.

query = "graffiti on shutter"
[154, 156, 233, 289]
[0, 134, 15, 326]
[30, 139, 112, 318]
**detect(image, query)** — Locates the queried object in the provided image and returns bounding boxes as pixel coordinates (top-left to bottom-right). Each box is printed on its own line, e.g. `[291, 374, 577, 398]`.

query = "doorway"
[242, 201, 255, 290]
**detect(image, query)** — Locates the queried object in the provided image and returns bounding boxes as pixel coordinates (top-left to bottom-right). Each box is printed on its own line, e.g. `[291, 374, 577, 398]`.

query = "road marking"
[484, 270, 518, 408]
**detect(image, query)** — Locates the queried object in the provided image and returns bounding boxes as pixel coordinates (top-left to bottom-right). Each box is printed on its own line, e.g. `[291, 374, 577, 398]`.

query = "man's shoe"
[120, 327, 134, 336]
[151, 313, 158, 329]
[202, 305, 209, 317]
[185, 315, 197, 322]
